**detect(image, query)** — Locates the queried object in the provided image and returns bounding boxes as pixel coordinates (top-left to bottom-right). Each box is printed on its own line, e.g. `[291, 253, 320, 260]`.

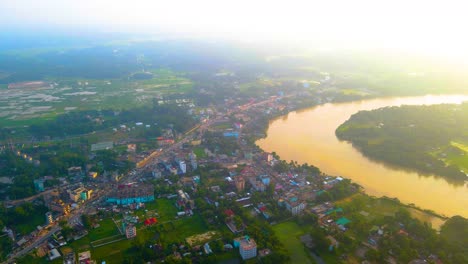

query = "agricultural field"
[443, 141, 468, 172]
[0, 68, 192, 126]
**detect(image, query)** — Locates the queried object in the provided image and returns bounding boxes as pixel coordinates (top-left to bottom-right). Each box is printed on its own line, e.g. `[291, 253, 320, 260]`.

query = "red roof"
[144, 217, 158, 226]
[224, 209, 235, 217]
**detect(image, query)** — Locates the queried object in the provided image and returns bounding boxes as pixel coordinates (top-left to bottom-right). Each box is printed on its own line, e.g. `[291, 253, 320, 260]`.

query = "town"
[1, 81, 465, 264]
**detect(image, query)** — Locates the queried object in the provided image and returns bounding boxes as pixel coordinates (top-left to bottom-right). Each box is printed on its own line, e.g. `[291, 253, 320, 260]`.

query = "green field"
[211, 122, 232, 130]
[87, 218, 120, 241]
[445, 141, 468, 171]
[0, 68, 192, 126]
[272, 222, 313, 264]
[336, 193, 446, 232]
[144, 198, 178, 222]
[193, 146, 207, 158]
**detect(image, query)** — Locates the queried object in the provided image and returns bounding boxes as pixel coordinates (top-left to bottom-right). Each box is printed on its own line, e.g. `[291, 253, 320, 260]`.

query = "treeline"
[29, 104, 196, 139]
[336, 103, 468, 182]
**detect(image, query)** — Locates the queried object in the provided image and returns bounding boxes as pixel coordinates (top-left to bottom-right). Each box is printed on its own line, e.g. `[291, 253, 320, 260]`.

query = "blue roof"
[336, 217, 351, 226]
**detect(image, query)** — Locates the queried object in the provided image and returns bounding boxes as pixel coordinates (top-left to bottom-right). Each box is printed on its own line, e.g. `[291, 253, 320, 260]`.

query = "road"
[5, 188, 57, 207]
[4, 226, 61, 264]
[3, 94, 289, 262]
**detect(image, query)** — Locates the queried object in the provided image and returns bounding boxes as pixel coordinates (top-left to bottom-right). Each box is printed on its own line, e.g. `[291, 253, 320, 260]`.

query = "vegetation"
[336, 103, 468, 183]
[28, 104, 195, 139]
[0, 202, 48, 235]
[272, 222, 313, 264]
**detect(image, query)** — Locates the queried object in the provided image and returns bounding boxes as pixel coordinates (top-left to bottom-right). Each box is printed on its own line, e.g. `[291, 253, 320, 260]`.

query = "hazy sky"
[2, 0, 468, 58]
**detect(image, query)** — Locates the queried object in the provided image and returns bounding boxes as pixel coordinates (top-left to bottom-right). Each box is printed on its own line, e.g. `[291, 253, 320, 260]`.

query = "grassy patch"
[145, 198, 178, 222]
[450, 141, 468, 153]
[87, 218, 120, 241]
[272, 222, 313, 264]
[211, 122, 232, 130]
[193, 147, 207, 158]
[92, 238, 133, 262]
[158, 214, 208, 244]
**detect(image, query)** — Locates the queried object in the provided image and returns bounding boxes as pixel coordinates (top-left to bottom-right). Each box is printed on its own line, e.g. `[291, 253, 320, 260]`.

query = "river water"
[256, 95, 468, 218]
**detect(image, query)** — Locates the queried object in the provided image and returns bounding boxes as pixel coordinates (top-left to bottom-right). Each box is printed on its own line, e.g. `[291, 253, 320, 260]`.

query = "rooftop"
[234, 236, 257, 250]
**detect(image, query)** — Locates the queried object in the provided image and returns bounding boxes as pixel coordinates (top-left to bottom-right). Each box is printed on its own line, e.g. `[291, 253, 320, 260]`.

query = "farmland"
[0, 68, 192, 126]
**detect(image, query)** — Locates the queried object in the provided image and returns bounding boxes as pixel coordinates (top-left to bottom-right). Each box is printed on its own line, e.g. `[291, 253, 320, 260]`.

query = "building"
[190, 159, 198, 170]
[78, 251, 95, 264]
[223, 131, 239, 138]
[34, 179, 45, 192]
[259, 175, 270, 186]
[48, 200, 71, 215]
[88, 171, 98, 179]
[80, 189, 93, 201]
[179, 160, 187, 174]
[106, 183, 155, 205]
[176, 189, 194, 212]
[90, 141, 113, 152]
[127, 144, 137, 153]
[48, 248, 61, 261]
[235, 177, 245, 192]
[263, 153, 273, 162]
[283, 195, 306, 215]
[67, 166, 83, 177]
[125, 224, 137, 239]
[63, 251, 76, 264]
[234, 236, 257, 260]
[248, 177, 266, 192]
[45, 212, 54, 225]
[68, 187, 87, 202]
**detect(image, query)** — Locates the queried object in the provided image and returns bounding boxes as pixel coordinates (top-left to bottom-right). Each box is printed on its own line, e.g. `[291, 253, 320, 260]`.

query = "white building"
[234, 236, 257, 260]
[285, 199, 306, 215]
[179, 160, 187, 174]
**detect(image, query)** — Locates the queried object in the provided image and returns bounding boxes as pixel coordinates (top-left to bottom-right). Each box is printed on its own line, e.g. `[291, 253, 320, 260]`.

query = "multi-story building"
[106, 183, 155, 205]
[179, 160, 187, 174]
[125, 224, 137, 239]
[45, 212, 54, 225]
[34, 179, 45, 192]
[235, 177, 245, 192]
[283, 195, 306, 215]
[234, 236, 257, 260]
[48, 200, 71, 215]
[68, 187, 86, 202]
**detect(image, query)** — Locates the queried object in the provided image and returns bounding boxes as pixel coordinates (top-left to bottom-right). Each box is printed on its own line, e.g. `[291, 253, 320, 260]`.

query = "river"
[256, 94, 468, 219]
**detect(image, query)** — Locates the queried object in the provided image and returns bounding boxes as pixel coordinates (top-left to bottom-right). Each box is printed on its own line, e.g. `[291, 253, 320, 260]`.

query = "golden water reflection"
[256, 95, 468, 218]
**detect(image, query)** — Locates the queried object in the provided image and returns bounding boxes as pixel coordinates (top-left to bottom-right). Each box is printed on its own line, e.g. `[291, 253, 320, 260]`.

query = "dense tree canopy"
[336, 103, 468, 183]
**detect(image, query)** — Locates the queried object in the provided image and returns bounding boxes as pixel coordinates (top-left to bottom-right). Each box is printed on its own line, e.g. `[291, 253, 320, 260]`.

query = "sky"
[1, 0, 468, 59]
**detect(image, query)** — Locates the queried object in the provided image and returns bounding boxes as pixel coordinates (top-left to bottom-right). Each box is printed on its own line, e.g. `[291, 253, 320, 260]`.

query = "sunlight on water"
[257, 94, 468, 218]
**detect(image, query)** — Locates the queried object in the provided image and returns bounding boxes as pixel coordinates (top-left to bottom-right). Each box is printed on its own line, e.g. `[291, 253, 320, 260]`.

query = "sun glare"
[2, 0, 468, 58]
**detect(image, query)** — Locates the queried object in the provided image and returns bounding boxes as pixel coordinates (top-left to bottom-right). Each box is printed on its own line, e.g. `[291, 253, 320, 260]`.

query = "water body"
[257, 95, 468, 218]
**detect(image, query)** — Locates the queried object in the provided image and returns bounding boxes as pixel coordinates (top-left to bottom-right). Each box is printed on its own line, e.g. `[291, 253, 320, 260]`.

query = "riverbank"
[256, 94, 468, 218]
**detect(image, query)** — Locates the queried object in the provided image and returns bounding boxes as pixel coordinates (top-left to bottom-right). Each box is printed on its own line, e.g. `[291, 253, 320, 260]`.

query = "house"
[48, 248, 61, 261]
[67, 166, 83, 177]
[78, 251, 94, 264]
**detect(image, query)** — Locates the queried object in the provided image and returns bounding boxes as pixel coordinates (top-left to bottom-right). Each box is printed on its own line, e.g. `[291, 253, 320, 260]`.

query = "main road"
[4, 94, 288, 263]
